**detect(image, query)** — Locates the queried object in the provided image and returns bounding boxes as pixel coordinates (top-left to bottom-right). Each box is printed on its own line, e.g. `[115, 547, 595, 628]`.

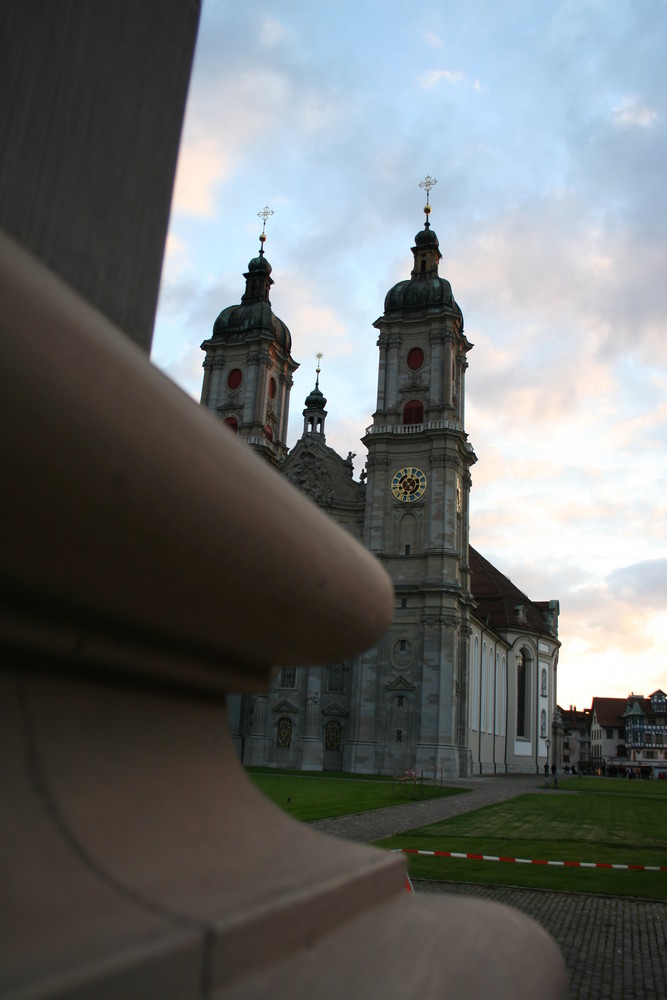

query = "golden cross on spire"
[418, 175, 437, 222]
[257, 205, 274, 250]
[315, 352, 323, 386]
[418, 175, 437, 203]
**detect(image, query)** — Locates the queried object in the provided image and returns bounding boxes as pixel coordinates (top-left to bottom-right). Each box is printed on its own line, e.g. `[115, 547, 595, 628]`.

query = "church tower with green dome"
[212, 188, 560, 780]
[200, 207, 298, 467]
[344, 177, 478, 777]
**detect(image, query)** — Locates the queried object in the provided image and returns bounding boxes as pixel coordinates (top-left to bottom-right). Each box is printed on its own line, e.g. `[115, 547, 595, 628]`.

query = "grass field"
[378, 777, 667, 900]
[247, 770, 667, 898]
[246, 768, 465, 823]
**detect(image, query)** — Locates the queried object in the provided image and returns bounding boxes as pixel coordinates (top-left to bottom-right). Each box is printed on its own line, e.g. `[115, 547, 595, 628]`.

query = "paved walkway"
[310, 773, 542, 841]
[310, 775, 667, 1000]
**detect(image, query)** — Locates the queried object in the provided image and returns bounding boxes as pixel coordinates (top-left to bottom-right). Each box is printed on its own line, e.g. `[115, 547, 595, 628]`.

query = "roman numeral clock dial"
[391, 467, 427, 503]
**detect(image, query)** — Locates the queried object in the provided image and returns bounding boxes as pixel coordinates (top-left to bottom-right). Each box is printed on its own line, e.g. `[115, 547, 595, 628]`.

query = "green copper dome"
[304, 382, 327, 411]
[383, 221, 462, 322]
[212, 301, 292, 351]
[384, 275, 458, 313]
[211, 249, 292, 351]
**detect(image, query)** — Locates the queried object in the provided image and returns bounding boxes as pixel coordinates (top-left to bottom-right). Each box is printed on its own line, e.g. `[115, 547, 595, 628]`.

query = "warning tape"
[397, 848, 667, 872]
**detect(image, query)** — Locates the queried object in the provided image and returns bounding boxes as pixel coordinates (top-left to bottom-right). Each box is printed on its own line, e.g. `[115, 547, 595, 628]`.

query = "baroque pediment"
[322, 702, 349, 717]
[399, 378, 428, 396]
[272, 699, 298, 714]
[283, 438, 365, 505]
[386, 675, 415, 692]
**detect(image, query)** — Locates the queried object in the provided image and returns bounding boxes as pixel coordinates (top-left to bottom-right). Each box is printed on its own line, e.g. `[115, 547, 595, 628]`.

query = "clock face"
[391, 467, 427, 503]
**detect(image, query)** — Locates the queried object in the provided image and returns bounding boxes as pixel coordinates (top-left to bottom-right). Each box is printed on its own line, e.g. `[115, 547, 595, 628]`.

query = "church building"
[200, 187, 561, 777]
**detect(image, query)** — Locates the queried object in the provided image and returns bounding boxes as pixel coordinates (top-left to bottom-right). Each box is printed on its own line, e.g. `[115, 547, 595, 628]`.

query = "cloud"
[258, 14, 292, 48]
[171, 138, 231, 217]
[151, 0, 667, 714]
[418, 68, 466, 88]
[172, 68, 293, 218]
[162, 233, 193, 280]
[422, 31, 443, 49]
[606, 559, 667, 607]
[611, 97, 658, 128]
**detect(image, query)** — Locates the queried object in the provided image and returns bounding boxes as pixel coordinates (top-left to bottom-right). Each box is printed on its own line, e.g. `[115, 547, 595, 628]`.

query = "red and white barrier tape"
[396, 848, 666, 872]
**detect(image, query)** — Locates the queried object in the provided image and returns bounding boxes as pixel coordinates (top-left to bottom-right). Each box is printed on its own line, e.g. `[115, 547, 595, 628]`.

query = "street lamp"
[544, 738, 551, 783]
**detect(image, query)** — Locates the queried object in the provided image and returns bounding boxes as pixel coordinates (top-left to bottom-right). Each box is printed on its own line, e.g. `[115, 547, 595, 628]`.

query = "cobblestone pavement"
[417, 882, 667, 1000]
[310, 775, 667, 1000]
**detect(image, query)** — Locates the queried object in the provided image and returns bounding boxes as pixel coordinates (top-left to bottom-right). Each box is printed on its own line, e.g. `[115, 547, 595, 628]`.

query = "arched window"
[540, 709, 547, 739]
[325, 720, 342, 751]
[264, 424, 273, 441]
[403, 399, 424, 425]
[481, 641, 487, 732]
[277, 717, 292, 749]
[499, 656, 507, 736]
[487, 645, 494, 733]
[470, 635, 479, 731]
[517, 649, 532, 739]
[268, 376, 277, 399]
[541, 668, 548, 697]
[390, 694, 409, 745]
[223, 417, 238, 433]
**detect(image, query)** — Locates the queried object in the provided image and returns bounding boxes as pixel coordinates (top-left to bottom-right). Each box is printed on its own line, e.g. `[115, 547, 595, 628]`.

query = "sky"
[151, 0, 667, 712]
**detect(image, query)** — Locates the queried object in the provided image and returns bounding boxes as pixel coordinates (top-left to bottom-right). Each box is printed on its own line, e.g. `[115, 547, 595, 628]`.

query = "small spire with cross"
[418, 175, 437, 226]
[257, 204, 275, 254]
[315, 351, 323, 388]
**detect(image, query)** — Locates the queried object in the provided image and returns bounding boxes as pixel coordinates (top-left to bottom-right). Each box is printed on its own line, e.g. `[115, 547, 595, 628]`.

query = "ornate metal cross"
[418, 175, 437, 204]
[257, 205, 274, 249]
[257, 204, 275, 234]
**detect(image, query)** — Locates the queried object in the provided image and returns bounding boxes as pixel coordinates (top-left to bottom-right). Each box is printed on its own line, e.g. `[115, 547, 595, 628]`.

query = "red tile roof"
[469, 546, 555, 638]
[558, 707, 591, 730]
[591, 697, 628, 727]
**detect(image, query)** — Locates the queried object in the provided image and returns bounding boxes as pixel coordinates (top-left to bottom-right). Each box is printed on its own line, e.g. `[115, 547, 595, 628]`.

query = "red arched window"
[223, 417, 238, 433]
[406, 347, 424, 371]
[268, 376, 277, 399]
[227, 368, 242, 389]
[264, 424, 273, 441]
[403, 399, 424, 425]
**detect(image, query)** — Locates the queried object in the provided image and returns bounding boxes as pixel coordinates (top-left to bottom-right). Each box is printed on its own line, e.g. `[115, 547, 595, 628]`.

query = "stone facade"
[205, 208, 561, 777]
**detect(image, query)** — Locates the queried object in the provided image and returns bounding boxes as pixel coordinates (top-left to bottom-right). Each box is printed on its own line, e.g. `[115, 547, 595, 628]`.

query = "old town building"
[556, 706, 592, 772]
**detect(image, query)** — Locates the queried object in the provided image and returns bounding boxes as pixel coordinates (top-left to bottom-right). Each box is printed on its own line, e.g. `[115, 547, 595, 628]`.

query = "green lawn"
[378, 777, 667, 900]
[246, 768, 465, 823]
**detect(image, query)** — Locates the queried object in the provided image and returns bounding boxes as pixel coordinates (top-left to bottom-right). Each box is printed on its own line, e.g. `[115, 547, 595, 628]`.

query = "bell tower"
[301, 353, 328, 440]
[200, 206, 298, 467]
[345, 177, 478, 778]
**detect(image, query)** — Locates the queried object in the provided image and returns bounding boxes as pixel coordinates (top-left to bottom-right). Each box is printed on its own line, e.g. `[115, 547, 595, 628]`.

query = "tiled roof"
[469, 545, 554, 637]
[591, 697, 628, 727]
[558, 707, 591, 730]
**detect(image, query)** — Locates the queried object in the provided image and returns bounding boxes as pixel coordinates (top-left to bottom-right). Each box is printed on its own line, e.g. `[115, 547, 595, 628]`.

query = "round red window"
[227, 368, 242, 389]
[407, 348, 424, 371]
[269, 376, 277, 399]
[224, 417, 238, 433]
